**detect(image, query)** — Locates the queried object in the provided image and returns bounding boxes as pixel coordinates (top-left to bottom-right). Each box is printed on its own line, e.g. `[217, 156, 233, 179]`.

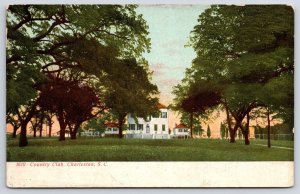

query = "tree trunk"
[57, 109, 68, 141]
[59, 123, 66, 141]
[31, 120, 37, 138]
[244, 131, 250, 145]
[118, 113, 126, 139]
[224, 101, 234, 142]
[244, 113, 250, 145]
[17, 100, 38, 147]
[70, 123, 80, 140]
[48, 122, 52, 137]
[47, 114, 53, 138]
[32, 114, 37, 138]
[39, 127, 42, 137]
[39, 113, 45, 137]
[118, 119, 123, 139]
[189, 112, 193, 138]
[267, 108, 271, 148]
[33, 126, 36, 137]
[57, 113, 66, 141]
[12, 126, 18, 138]
[19, 122, 28, 147]
[229, 124, 239, 143]
[70, 131, 76, 139]
[229, 130, 236, 143]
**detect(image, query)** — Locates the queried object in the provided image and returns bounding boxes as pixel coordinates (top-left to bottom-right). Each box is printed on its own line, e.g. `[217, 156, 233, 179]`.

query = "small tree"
[173, 81, 222, 138]
[180, 112, 203, 137]
[194, 124, 204, 137]
[83, 117, 105, 134]
[207, 125, 211, 138]
[83, 112, 116, 135]
[220, 122, 226, 139]
[29, 115, 38, 138]
[45, 111, 55, 137]
[238, 129, 243, 139]
[6, 113, 21, 138]
[225, 127, 229, 139]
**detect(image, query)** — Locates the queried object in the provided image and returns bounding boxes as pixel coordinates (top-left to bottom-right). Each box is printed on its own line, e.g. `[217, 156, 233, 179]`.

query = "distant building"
[126, 103, 169, 139]
[173, 123, 190, 138]
[104, 122, 119, 136]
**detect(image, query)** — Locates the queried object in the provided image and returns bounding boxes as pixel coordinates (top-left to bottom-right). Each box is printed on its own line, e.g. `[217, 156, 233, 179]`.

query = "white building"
[104, 122, 119, 136]
[126, 103, 169, 139]
[173, 123, 190, 138]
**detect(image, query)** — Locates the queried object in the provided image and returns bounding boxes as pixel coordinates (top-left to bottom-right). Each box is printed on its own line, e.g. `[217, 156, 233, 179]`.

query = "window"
[184, 129, 188, 132]
[178, 129, 182, 132]
[161, 112, 167, 118]
[113, 128, 118, 131]
[106, 128, 111, 131]
[162, 124, 165, 131]
[138, 124, 143, 130]
[129, 124, 135, 130]
[154, 124, 158, 131]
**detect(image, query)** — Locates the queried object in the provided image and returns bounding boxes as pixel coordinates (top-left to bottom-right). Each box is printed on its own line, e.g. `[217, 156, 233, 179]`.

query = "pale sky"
[137, 5, 210, 105]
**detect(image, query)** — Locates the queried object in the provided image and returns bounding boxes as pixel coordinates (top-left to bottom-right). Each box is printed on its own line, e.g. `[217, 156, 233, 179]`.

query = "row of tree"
[7, 5, 159, 147]
[172, 5, 294, 146]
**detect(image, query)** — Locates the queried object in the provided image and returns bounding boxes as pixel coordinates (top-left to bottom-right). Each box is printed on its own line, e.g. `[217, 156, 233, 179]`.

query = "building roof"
[157, 102, 167, 109]
[105, 122, 119, 128]
[174, 123, 189, 129]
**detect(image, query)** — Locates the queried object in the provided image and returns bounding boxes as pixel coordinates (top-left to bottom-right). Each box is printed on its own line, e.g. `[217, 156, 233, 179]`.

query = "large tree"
[182, 5, 294, 144]
[104, 58, 159, 138]
[37, 74, 104, 140]
[172, 79, 222, 138]
[7, 5, 151, 146]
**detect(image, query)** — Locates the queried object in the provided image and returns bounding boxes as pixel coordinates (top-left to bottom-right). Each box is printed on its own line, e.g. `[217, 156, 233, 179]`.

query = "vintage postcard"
[6, 4, 294, 187]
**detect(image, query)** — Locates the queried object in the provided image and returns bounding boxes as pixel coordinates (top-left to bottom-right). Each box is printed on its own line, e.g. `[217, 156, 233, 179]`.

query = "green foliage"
[83, 118, 105, 133]
[172, 78, 222, 125]
[272, 123, 293, 134]
[7, 4, 151, 116]
[104, 58, 159, 121]
[254, 126, 264, 136]
[83, 113, 117, 133]
[254, 123, 293, 135]
[237, 129, 242, 139]
[176, 5, 294, 135]
[7, 5, 154, 144]
[225, 126, 229, 139]
[6, 63, 44, 114]
[180, 112, 204, 135]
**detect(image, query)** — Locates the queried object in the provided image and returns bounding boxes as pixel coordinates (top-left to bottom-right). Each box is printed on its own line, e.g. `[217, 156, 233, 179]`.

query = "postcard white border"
[6, 162, 294, 188]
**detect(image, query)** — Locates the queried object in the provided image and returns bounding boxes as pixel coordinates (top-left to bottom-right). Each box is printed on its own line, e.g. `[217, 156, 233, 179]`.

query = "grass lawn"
[7, 137, 294, 161]
[251, 139, 294, 148]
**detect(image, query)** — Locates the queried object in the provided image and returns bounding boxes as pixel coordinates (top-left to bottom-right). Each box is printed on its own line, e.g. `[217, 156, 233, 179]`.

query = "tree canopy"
[7, 5, 151, 111]
[6, 5, 155, 146]
[173, 5, 294, 144]
[103, 58, 159, 138]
